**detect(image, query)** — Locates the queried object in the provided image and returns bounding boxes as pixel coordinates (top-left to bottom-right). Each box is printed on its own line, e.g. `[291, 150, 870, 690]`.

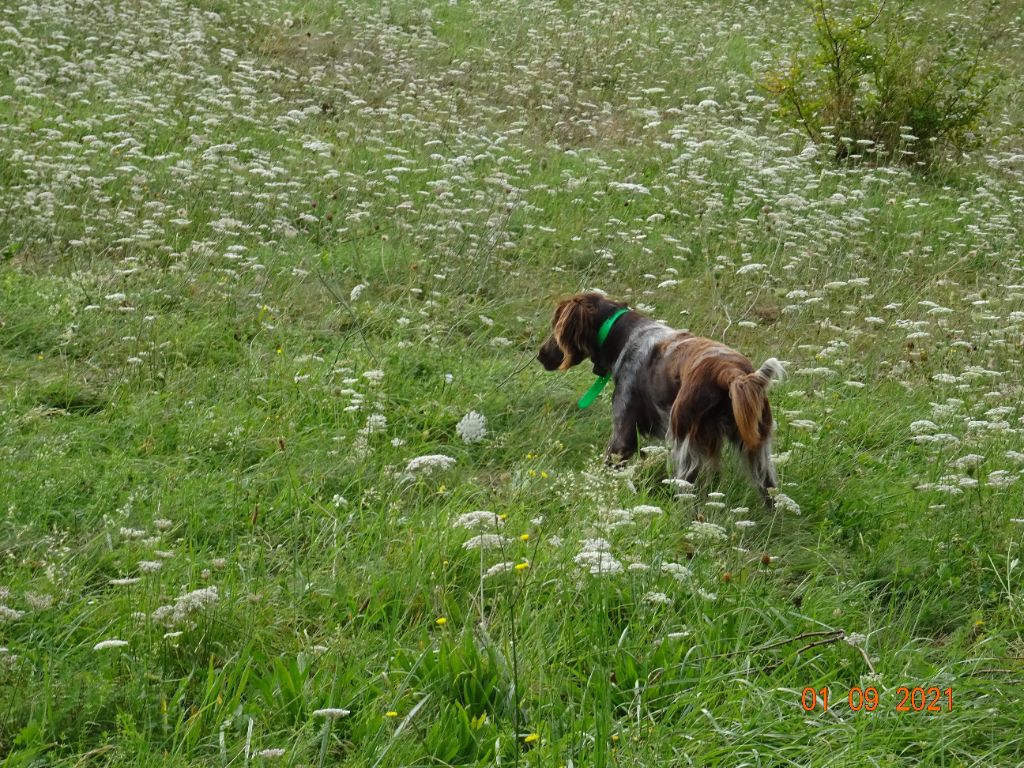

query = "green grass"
[2, 0, 1024, 765]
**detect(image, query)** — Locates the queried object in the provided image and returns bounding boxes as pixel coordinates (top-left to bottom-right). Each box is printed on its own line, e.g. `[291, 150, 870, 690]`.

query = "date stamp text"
[801, 686, 953, 713]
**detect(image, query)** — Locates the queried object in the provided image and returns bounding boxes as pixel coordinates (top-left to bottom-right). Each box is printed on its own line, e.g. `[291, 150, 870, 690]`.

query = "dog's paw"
[604, 453, 629, 470]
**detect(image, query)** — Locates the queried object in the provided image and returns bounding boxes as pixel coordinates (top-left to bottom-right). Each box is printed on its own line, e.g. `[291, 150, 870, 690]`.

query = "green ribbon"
[577, 307, 629, 409]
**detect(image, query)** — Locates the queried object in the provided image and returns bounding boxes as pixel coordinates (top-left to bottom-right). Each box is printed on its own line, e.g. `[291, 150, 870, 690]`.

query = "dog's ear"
[552, 295, 598, 369]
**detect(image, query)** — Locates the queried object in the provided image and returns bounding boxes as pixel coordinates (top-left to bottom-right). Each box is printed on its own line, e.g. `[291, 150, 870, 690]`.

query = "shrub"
[763, 0, 1004, 165]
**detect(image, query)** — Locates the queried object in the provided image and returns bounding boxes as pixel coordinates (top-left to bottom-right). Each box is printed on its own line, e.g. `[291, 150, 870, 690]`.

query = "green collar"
[577, 307, 630, 409]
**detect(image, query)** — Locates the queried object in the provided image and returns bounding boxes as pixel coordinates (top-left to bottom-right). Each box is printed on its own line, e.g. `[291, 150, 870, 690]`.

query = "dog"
[537, 292, 783, 507]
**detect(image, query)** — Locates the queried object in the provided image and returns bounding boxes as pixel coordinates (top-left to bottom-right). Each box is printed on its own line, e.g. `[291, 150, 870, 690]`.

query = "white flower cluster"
[453, 510, 503, 530]
[151, 586, 220, 627]
[686, 521, 729, 546]
[462, 534, 510, 551]
[661, 562, 694, 582]
[405, 454, 456, 474]
[456, 411, 488, 443]
[574, 538, 623, 575]
[94, 639, 129, 651]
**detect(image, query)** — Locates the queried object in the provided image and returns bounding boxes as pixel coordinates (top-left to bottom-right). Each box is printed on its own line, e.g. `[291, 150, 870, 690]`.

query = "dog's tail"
[728, 358, 784, 451]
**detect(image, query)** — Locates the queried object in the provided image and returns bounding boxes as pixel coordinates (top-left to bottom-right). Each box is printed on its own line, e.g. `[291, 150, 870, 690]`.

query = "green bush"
[764, 0, 1004, 165]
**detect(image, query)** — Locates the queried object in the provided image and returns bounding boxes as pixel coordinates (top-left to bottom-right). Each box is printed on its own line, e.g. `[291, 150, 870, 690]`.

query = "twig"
[761, 633, 847, 672]
[494, 355, 539, 392]
[702, 629, 844, 662]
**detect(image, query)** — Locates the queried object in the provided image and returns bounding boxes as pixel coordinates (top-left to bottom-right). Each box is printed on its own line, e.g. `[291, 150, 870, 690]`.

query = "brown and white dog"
[537, 292, 783, 507]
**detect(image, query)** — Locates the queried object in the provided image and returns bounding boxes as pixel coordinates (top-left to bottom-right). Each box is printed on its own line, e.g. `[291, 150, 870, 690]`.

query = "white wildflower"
[642, 591, 672, 606]
[574, 549, 624, 575]
[640, 445, 668, 456]
[736, 263, 767, 275]
[0, 606, 25, 622]
[362, 413, 387, 434]
[462, 534, 510, 551]
[25, 592, 53, 610]
[661, 562, 693, 582]
[951, 454, 985, 469]
[312, 708, 351, 718]
[686, 521, 728, 545]
[987, 471, 1016, 488]
[453, 511, 503, 530]
[773, 493, 801, 514]
[456, 411, 488, 443]
[405, 454, 456, 474]
[485, 561, 516, 577]
[94, 639, 129, 650]
[631, 504, 663, 516]
[172, 586, 219, 623]
[790, 419, 819, 430]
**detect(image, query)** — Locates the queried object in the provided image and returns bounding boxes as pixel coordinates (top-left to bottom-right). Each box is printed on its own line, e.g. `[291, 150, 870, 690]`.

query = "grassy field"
[2, 0, 1024, 764]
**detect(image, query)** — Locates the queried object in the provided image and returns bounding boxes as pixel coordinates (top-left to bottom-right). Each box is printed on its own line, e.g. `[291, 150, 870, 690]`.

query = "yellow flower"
[519, 533, 529, 542]
[386, 711, 398, 718]
[540, 471, 549, 479]
[515, 561, 530, 571]
[435, 617, 447, 626]
[523, 732, 540, 744]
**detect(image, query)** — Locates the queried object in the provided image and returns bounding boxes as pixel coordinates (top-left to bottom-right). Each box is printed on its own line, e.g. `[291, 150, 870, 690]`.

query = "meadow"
[1, 0, 1024, 764]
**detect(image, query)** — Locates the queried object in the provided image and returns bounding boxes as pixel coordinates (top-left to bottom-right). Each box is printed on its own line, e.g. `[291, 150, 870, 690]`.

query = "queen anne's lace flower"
[456, 411, 488, 443]
[94, 639, 129, 650]
[405, 454, 456, 474]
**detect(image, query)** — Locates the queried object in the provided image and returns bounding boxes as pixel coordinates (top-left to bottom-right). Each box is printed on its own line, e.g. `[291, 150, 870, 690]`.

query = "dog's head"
[537, 292, 624, 372]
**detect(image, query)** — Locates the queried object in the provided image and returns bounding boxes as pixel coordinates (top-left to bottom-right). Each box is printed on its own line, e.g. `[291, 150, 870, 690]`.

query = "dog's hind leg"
[740, 439, 778, 509]
[670, 436, 702, 483]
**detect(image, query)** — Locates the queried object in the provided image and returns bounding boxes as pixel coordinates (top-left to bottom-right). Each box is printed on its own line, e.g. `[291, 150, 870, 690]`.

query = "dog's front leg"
[605, 389, 638, 466]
